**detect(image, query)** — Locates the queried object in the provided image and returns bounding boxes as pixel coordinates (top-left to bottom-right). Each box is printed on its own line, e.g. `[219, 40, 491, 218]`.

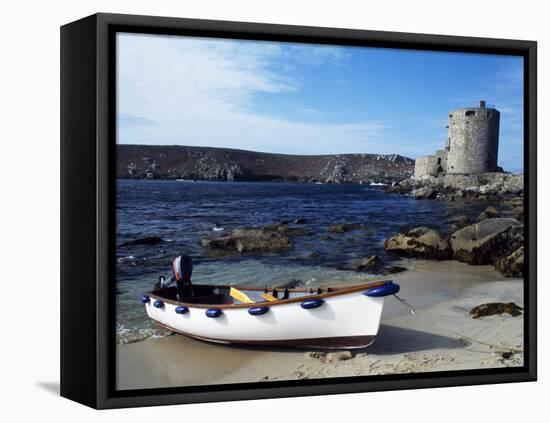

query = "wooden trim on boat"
[144, 280, 391, 309]
[154, 321, 376, 349]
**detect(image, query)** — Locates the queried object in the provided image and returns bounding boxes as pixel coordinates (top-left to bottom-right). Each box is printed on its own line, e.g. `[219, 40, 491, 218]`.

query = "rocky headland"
[117, 144, 414, 184]
[386, 172, 524, 204]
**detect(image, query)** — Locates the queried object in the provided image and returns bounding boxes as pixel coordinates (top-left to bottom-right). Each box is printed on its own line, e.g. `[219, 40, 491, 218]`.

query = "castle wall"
[434, 149, 448, 173]
[414, 149, 448, 178]
[446, 106, 500, 174]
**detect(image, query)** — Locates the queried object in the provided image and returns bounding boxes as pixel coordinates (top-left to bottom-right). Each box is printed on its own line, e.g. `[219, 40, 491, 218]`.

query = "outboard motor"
[154, 255, 193, 301]
[173, 255, 193, 301]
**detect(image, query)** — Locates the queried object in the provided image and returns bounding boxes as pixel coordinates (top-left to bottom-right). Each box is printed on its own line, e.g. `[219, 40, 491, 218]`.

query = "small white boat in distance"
[141, 279, 401, 349]
[369, 182, 388, 186]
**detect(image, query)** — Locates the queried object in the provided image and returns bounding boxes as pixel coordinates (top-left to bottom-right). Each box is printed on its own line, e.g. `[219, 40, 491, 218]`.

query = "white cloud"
[116, 33, 389, 154]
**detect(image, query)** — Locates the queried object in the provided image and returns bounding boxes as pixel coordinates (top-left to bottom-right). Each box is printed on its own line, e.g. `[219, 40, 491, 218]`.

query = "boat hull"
[144, 289, 384, 349]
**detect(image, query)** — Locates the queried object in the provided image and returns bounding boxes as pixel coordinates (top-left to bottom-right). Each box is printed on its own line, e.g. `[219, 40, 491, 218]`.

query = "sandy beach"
[116, 260, 524, 390]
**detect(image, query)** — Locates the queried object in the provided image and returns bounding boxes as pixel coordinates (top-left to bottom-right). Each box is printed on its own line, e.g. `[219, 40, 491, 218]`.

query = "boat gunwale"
[144, 279, 392, 309]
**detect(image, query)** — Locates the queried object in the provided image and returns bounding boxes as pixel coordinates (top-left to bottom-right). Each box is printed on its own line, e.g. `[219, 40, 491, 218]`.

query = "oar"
[230, 287, 254, 304]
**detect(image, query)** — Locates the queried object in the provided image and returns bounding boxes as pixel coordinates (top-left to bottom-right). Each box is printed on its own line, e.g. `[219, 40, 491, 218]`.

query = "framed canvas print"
[60, 13, 537, 409]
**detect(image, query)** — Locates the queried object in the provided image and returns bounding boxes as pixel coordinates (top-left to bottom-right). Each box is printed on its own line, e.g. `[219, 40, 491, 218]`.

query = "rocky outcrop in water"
[200, 227, 293, 255]
[117, 145, 414, 183]
[337, 255, 382, 272]
[386, 173, 524, 203]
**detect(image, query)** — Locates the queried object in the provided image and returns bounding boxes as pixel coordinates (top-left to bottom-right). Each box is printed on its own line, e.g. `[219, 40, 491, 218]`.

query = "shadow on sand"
[362, 324, 469, 355]
[177, 323, 468, 355]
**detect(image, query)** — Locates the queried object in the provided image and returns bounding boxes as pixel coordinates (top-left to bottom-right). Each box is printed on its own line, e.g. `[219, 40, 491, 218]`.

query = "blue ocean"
[115, 180, 489, 343]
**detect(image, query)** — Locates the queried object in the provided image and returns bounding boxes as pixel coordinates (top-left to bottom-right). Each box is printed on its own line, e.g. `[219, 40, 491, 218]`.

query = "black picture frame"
[60, 12, 537, 409]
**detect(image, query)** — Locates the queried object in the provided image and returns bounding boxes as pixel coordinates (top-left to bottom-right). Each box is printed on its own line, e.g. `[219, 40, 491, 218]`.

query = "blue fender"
[175, 306, 189, 314]
[206, 308, 223, 318]
[153, 300, 165, 308]
[300, 298, 324, 309]
[248, 306, 270, 316]
[140, 294, 150, 304]
[363, 281, 400, 297]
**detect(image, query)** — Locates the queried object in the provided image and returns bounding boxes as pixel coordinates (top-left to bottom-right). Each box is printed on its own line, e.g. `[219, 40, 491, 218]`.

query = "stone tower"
[414, 101, 500, 178]
[446, 101, 500, 174]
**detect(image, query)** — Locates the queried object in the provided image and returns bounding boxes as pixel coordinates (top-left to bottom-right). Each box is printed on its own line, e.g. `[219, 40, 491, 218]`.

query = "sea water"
[115, 179, 491, 344]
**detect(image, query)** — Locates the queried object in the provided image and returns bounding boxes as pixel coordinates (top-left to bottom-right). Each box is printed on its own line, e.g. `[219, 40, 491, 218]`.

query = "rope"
[436, 323, 524, 353]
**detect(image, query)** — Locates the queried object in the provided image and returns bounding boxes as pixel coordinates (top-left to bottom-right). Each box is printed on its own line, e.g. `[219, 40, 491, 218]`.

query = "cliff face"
[116, 145, 414, 184]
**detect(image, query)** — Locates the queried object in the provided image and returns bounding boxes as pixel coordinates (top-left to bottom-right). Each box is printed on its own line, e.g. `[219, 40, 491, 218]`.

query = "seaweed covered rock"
[449, 218, 523, 265]
[384, 227, 452, 260]
[200, 228, 293, 254]
[495, 246, 524, 277]
[469, 302, 523, 319]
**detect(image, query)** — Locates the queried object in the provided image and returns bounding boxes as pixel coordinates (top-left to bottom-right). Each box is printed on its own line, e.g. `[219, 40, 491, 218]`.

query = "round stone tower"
[446, 101, 500, 174]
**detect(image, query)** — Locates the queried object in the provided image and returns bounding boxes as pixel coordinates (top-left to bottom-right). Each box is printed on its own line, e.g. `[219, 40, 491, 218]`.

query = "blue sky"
[117, 33, 524, 172]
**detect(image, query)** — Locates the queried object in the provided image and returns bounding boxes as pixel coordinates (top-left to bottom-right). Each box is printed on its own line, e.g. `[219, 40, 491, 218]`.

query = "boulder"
[328, 223, 362, 233]
[339, 255, 382, 272]
[201, 228, 293, 254]
[450, 215, 471, 231]
[414, 186, 436, 200]
[384, 227, 452, 260]
[476, 206, 500, 222]
[484, 206, 500, 218]
[449, 218, 523, 265]
[495, 246, 524, 277]
[380, 265, 408, 275]
[356, 255, 382, 272]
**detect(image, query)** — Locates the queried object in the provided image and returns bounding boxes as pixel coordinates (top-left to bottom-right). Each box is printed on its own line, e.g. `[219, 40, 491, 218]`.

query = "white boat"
[369, 182, 388, 186]
[141, 279, 401, 349]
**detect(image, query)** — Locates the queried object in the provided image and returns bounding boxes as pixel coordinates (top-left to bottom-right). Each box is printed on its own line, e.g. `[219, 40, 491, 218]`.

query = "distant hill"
[116, 145, 414, 184]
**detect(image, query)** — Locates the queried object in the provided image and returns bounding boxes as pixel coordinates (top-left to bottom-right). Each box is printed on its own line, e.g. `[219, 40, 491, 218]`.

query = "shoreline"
[116, 261, 523, 390]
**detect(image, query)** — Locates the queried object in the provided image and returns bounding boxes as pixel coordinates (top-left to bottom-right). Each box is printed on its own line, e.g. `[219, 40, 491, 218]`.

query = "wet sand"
[116, 261, 524, 390]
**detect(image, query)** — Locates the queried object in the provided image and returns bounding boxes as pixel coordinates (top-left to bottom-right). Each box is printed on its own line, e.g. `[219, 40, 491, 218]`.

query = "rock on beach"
[449, 218, 522, 265]
[384, 227, 452, 260]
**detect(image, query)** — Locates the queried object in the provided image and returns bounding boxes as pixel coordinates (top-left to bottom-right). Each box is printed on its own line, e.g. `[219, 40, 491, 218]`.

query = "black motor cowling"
[173, 255, 193, 282]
